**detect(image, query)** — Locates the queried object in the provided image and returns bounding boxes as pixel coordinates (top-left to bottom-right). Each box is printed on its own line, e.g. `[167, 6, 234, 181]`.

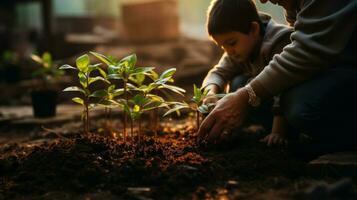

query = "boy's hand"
[197, 88, 250, 143]
[203, 90, 219, 105]
[261, 115, 288, 146]
[261, 133, 288, 146]
[202, 84, 220, 110]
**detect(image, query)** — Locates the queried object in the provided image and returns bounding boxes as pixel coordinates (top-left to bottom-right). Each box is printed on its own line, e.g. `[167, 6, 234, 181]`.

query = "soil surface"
[0, 119, 356, 200]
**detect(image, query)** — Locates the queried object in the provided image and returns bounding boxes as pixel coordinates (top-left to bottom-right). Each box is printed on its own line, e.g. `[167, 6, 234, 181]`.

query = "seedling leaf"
[72, 97, 84, 105]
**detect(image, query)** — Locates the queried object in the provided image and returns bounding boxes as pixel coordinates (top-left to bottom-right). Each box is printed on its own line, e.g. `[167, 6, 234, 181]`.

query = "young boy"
[201, 0, 292, 145]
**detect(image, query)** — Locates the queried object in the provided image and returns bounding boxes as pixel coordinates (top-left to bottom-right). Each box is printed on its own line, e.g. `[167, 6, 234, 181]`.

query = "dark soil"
[0, 121, 356, 200]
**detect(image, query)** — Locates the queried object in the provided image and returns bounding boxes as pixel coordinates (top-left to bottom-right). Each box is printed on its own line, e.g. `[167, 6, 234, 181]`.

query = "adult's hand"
[197, 88, 250, 143]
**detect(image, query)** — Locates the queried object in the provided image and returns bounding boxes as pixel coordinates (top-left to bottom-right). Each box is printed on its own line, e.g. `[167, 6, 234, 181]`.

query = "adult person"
[198, 0, 357, 150]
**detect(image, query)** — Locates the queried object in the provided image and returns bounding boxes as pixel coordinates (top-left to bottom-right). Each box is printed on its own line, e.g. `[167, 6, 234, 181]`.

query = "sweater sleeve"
[250, 0, 357, 96]
[201, 53, 242, 91]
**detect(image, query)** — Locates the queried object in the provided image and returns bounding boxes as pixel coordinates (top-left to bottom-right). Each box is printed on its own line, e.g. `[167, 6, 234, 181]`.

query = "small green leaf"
[129, 73, 145, 86]
[90, 51, 113, 65]
[193, 84, 201, 98]
[132, 67, 154, 75]
[163, 103, 190, 117]
[78, 72, 87, 88]
[198, 104, 210, 114]
[112, 89, 124, 97]
[107, 74, 122, 80]
[148, 70, 159, 80]
[89, 103, 97, 109]
[108, 65, 120, 75]
[31, 54, 42, 64]
[126, 83, 138, 90]
[160, 84, 186, 96]
[160, 68, 176, 79]
[63, 86, 86, 95]
[132, 94, 147, 105]
[108, 85, 116, 92]
[97, 67, 107, 79]
[59, 64, 76, 70]
[88, 76, 110, 85]
[76, 54, 90, 72]
[120, 54, 137, 68]
[147, 94, 165, 103]
[90, 90, 108, 98]
[42, 52, 52, 66]
[72, 97, 84, 105]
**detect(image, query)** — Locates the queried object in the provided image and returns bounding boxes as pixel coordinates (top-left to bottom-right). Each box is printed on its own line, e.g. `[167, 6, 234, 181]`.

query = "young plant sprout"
[145, 68, 186, 134]
[59, 54, 109, 134]
[164, 84, 224, 130]
[95, 84, 124, 133]
[127, 67, 186, 139]
[122, 94, 166, 143]
[31, 52, 64, 84]
[90, 52, 153, 141]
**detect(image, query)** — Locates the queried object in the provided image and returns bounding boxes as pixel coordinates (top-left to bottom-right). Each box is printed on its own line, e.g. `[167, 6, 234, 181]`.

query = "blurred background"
[0, 0, 286, 107]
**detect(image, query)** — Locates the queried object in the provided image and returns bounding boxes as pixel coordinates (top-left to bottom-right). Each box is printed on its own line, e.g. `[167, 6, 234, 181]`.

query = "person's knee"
[282, 96, 321, 133]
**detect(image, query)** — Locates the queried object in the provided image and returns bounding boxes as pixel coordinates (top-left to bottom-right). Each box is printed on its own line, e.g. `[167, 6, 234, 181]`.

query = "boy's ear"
[250, 22, 260, 37]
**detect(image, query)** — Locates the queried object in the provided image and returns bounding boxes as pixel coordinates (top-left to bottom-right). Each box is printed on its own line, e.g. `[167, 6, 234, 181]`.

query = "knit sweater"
[250, 0, 357, 96]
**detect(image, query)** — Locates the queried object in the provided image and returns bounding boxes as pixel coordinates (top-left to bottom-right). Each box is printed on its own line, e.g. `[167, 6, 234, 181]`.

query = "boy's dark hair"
[207, 0, 264, 36]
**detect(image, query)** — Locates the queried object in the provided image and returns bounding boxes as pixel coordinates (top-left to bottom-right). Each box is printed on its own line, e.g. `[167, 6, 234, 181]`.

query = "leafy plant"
[90, 51, 152, 141]
[126, 68, 186, 139]
[94, 84, 124, 133]
[164, 84, 224, 130]
[31, 52, 64, 84]
[0, 51, 16, 66]
[59, 54, 109, 134]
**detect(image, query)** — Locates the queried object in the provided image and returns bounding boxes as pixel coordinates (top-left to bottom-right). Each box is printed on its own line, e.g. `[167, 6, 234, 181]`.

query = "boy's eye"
[227, 40, 237, 46]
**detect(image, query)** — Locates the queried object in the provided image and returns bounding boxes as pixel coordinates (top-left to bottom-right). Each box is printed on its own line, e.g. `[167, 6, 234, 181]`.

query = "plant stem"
[138, 117, 142, 145]
[123, 79, 128, 142]
[153, 108, 159, 137]
[86, 101, 89, 133]
[152, 91, 159, 137]
[82, 108, 86, 133]
[130, 118, 134, 141]
[85, 74, 90, 134]
[196, 110, 200, 131]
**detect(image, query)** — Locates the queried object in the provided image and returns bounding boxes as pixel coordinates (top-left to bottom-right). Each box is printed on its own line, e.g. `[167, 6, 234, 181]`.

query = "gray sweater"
[202, 14, 293, 91]
[250, 0, 357, 96]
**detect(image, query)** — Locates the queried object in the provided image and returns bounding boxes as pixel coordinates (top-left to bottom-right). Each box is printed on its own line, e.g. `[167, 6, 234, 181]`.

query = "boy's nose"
[226, 48, 236, 56]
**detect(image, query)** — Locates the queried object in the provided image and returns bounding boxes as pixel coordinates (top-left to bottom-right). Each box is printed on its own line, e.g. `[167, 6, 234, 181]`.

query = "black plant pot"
[31, 89, 58, 118]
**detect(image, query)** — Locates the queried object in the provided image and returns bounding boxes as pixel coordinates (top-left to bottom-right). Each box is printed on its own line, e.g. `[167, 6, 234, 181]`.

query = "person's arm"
[202, 53, 242, 93]
[250, 0, 357, 100]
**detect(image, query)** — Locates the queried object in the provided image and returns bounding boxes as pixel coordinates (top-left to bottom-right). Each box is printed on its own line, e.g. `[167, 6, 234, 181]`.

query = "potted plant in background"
[30, 52, 64, 117]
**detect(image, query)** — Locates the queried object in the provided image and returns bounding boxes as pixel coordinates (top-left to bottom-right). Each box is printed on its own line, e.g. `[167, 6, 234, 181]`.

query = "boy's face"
[212, 28, 260, 63]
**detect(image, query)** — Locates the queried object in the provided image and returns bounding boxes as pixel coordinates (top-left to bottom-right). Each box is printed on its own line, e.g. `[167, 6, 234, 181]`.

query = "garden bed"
[1, 118, 356, 200]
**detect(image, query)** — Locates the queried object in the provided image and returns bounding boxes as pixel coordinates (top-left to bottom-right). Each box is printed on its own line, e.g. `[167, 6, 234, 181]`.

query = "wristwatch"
[244, 84, 261, 107]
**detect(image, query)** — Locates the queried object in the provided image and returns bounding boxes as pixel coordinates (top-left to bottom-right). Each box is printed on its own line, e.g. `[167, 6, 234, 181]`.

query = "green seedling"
[94, 84, 124, 133]
[31, 52, 64, 85]
[59, 54, 109, 134]
[146, 68, 186, 134]
[121, 93, 166, 143]
[91, 52, 153, 141]
[1, 51, 16, 66]
[164, 84, 224, 130]
[128, 67, 186, 137]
